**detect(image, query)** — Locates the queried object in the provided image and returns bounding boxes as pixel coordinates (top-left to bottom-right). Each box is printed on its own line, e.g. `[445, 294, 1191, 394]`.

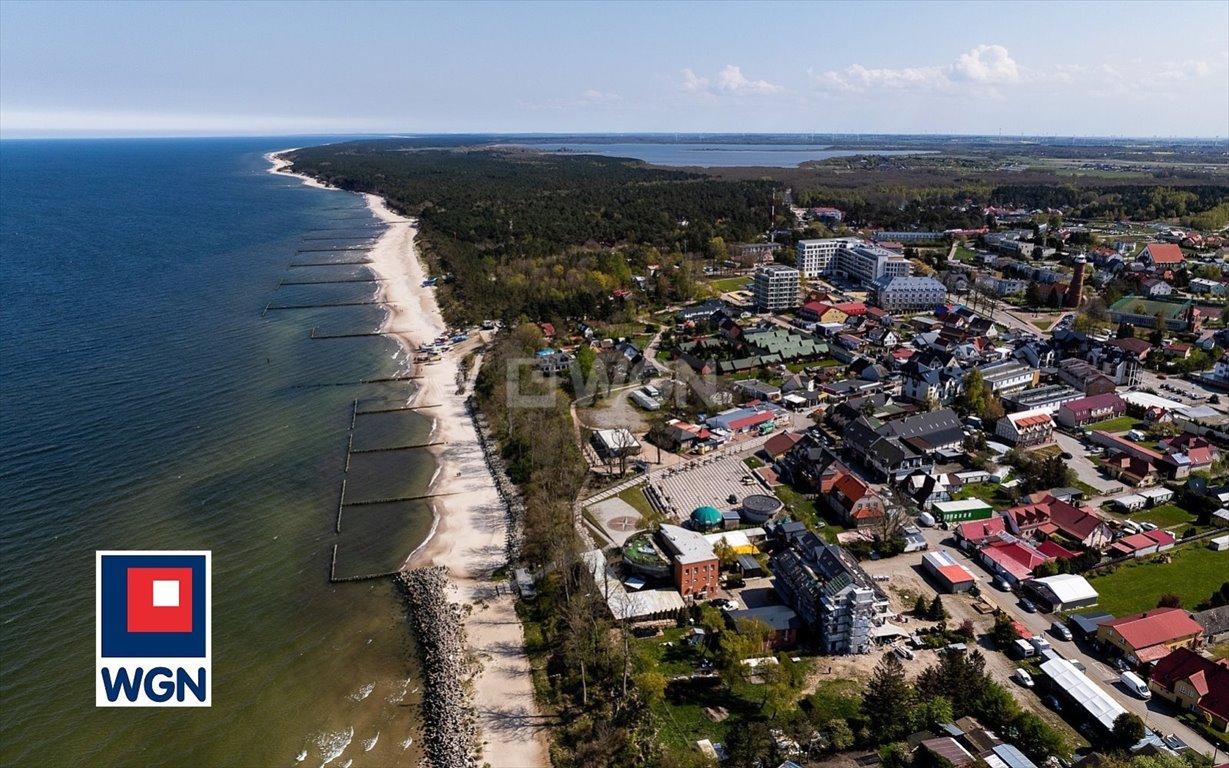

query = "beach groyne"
[397, 566, 477, 768]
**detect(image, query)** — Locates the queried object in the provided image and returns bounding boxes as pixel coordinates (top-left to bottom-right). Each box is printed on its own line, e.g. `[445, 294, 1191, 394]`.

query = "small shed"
[1113, 494, 1146, 512]
[1138, 487, 1174, 507]
[1209, 535, 1229, 551]
[735, 554, 764, 577]
[1069, 610, 1115, 639]
[513, 568, 537, 600]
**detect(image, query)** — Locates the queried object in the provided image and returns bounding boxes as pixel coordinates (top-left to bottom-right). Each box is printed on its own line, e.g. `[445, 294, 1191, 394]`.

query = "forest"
[286, 142, 778, 323]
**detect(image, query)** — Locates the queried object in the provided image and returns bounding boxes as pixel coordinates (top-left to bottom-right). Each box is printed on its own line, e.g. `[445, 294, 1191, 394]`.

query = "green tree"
[1009, 710, 1070, 762]
[1117, 323, 1136, 339]
[633, 669, 667, 707]
[913, 595, 929, 616]
[992, 612, 1021, 648]
[828, 718, 855, 751]
[908, 695, 954, 732]
[862, 652, 914, 742]
[928, 594, 947, 621]
[957, 368, 989, 417]
[1110, 712, 1146, 751]
[1025, 281, 1043, 308]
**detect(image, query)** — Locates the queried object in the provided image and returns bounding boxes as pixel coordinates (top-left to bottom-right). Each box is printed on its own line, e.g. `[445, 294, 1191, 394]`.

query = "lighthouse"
[1067, 253, 1087, 309]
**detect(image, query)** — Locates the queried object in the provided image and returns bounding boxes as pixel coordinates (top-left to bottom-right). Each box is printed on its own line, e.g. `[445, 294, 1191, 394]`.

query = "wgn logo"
[96, 551, 211, 707]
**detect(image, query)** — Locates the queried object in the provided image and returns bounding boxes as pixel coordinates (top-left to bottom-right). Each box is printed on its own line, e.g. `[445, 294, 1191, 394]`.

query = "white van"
[1120, 671, 1151, 699]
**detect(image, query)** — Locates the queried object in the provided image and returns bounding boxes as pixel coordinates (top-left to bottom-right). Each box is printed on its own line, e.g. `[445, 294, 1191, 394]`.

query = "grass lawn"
[952, 482, 1018, 510]
[616, 485, 661, 522]
[1033, 318, 1056, 331]
[1085, 544, 1229, 617]
[816, 358, 844, 368]
[743, 456, 765, 469]
[1131, 503, 1199, 528]
[805, 678, 863, 722]
[774, 484, 841, 543]
[1209, 642, 1229, 661]
[1085, 415, 1146, 434]
[708, 276, 751, 293]
[952, 246, 978, 263]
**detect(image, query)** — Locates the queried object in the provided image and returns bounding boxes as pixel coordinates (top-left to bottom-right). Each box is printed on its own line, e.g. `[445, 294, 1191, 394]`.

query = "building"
[1096, 607, 1204, 666]
[979, 535, 1052, 584]
[979, 359, 1037, 395]
[1022, 574, 1099, 612]
[839, 242, 912, 285]
[725, 605, 802, 651]
[1139, 242, 1186, 269]
[828, 470, 887, 528]
[591, 428, 642, 458]
[1039, 658, 1128, 733]
[867, 275, 947, 313]
[771, 528, 889, 655]
[1147, 648, 1229, 732]
[954, 516, 1009, 550]
[1056, 393, 1127, 428]
[1193, 605, 1229, 644]
[1109, 529, 1176, 559]
[922, 551, 977, 593]
[752, 264, 800, 312]
[795, 237, 858, 277]
[996, 409, 1054, 447]
[1002, 385, 1083, 415]
[933, 499, 995, 524]
[658, 525, 719, 599]
[1066, 253, 1087, 308]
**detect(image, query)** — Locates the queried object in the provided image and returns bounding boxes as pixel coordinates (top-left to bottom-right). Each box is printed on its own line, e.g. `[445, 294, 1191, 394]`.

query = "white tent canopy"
[1040, 657, 1126, 731]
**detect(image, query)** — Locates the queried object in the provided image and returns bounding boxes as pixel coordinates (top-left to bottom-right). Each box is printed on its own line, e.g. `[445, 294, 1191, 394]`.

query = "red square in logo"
[127, 568, 193, 633]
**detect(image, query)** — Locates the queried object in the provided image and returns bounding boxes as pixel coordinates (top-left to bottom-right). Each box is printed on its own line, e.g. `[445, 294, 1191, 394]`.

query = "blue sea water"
[0, 138, 431, 766]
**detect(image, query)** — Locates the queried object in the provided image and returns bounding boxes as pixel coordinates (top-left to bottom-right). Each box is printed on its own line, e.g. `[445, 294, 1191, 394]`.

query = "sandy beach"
[271, 152, 550, 768]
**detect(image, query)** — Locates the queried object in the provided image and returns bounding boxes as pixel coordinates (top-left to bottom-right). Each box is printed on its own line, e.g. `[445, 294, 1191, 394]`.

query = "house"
[763, 431, 804, 461]
[1139, 243, 1186, 269]
[1141, 278, 1173, 297]
[1097, 607, 1204, 666]
[979, 535, 1052, 584]
[798, 301, 848, 324]
[1193, 605, 1229, 645]
[1048, 500, 1114, 550]
[828, 469, 887, 528]
[954, 516, 1008, 550]
[1104, 336, 1154, 361]
[996, 409, 1054, 447]
[1146, 648, 1229, 732]
[725, 605, 802, 651]
[1108, 529, 1176, 559]
[1056, 393, 1127, 428]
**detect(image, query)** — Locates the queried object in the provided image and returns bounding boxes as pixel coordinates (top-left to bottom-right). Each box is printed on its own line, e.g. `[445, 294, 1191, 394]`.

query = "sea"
[0, 138, 434, 767]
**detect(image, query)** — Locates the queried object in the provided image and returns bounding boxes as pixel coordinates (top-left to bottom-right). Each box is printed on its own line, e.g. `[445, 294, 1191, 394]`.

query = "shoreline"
[269, 150, 550, 768]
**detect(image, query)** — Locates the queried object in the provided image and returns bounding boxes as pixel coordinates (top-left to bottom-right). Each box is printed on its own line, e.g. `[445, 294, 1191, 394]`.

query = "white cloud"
[812, 44, 1019, 93]
[715, 64, 783, 95]
[679, 68, 710, 93]
[679, 65, 782, 96]
[950, 44, 1020, 83]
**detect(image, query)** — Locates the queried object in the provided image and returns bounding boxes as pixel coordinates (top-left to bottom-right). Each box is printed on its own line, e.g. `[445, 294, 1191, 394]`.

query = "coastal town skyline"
[2, 0, 1227, 138]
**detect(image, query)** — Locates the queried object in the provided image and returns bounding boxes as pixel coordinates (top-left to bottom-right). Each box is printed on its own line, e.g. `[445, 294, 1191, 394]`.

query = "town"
[527, 209, 1229, 768]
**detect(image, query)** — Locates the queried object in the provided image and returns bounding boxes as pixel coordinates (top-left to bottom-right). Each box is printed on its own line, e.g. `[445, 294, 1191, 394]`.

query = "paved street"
[1051, 431, 1121, 496]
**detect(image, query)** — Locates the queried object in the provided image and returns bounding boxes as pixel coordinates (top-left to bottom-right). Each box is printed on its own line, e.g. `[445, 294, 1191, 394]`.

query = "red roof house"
[1140, 243, 1186, 267]
[1097, 607, 1204, 665]
[955, 516, 1008, 548]
[1148, 648, 1229, 731]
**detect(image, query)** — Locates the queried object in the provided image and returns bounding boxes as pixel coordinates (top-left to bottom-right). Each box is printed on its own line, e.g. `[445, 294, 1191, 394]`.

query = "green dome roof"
[691, 505, 722, 527]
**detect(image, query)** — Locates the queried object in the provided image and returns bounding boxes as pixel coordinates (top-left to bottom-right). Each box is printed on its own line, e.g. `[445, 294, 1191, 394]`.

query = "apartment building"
[752, 263, 800, 312]
[868, 275, 947, 313]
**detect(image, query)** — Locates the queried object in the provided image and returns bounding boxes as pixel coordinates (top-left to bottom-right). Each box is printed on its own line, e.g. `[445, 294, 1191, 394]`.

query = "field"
[1131, 503, 1200, 529]
[952, 482, 1017, 510]
[1084, 416, 1146, 433]
[1085, 544, 1229, 617]
[707, 276, 752, 293]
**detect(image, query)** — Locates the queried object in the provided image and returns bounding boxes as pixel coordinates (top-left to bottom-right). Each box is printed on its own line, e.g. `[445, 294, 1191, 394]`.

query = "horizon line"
[2, 131, 1227, 142]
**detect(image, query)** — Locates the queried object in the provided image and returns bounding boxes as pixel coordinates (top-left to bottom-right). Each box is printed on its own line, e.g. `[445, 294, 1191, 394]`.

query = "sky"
[1, 0, 1227, 138]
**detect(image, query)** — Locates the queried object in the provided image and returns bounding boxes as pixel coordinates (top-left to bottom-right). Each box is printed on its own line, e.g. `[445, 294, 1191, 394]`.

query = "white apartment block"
[868, 275, 946, 313]
[794, 238, 911, 285]
[753, 264, 801, 312]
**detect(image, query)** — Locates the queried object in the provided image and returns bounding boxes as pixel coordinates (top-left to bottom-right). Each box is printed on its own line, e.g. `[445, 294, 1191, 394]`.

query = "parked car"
[895, 646, 916, 661]
[1050, 621, 1073, 641]
[1060, 451, 1073, 460]
[1019, 598, 1037, 613]
[1042, 695, 1064, 713]
[1013, 668, 1035, 688]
